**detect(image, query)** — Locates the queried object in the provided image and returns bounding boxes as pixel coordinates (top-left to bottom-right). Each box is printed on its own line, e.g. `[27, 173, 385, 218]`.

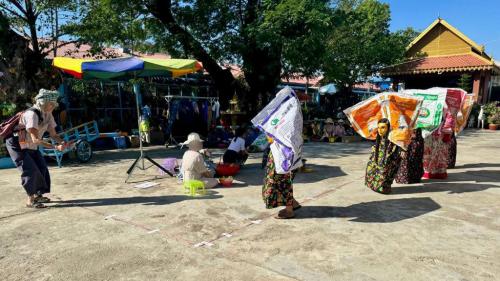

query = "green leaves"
[323, 0, 417, 88]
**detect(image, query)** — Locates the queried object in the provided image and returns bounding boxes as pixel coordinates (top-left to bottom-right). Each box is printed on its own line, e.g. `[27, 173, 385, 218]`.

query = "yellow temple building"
[382, 18, 500, 103]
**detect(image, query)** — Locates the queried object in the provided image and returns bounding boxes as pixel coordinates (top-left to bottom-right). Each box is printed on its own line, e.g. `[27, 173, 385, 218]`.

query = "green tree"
[148, 0, 336, 111]
[0, 0, 81, 103]
[68, 0, 334, 112]
[457, 73, 472, 93]
[63, 0, 151, 57]
[323, 0, 417, 90]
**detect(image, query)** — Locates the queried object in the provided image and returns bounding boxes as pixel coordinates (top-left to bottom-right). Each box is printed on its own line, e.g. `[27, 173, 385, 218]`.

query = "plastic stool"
[183, 180, 206, 196]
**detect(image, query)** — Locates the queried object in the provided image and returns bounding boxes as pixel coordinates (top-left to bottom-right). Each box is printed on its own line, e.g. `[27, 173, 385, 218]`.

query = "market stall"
[52, 56, 203, 182]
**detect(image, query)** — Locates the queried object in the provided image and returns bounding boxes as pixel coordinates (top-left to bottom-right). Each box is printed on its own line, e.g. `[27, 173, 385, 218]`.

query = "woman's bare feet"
[275, 206, 295, 219]
[292, 199, 302, 210]
[26, 195, 46, 208]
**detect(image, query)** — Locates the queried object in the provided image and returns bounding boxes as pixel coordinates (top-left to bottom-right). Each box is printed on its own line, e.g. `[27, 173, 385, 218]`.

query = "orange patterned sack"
[344, 93, 422, 150]
[385, 94, 423, 149]
[344, 96, 384, 140]
[455, 93, 474, 134]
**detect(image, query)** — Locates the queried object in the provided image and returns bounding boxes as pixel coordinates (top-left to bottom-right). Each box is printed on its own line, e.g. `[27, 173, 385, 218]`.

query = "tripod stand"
[126, 84, 173, 183]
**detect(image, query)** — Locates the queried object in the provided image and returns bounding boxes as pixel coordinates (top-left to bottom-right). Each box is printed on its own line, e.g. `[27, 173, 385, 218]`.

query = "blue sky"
[381, 0, 500, 60]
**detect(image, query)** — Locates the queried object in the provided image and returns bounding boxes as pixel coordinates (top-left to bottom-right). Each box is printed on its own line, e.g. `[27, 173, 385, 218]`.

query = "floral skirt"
[423, 137, 449, 179]
[447, 135, 457, 169]
[365, 158, 401, 194]
[262, 152, 295, 208]
[395, 145, 424, 184]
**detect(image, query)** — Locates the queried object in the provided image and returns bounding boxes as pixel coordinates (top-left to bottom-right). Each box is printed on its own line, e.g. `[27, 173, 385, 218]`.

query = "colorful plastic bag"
[385, 94, 423, 149]
[455, 93, 474, 134]
[403, 88, 446, 138]
[343, 92, 422, 150]
[251, 87, 303, 174]
[442, 88, 467, 134]
[403, 87, 466, 137]
[343, 95, 384, 140]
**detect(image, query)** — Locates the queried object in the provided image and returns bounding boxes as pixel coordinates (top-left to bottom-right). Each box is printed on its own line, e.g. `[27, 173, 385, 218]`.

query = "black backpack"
[0, 108, 43, 139]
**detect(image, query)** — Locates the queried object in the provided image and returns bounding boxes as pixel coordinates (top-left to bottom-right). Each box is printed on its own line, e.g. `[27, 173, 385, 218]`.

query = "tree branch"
[6, 0, 26, 15]
[243, 0, 259, 27]
[22, 0, 40, 55]
[0, 2, 27, 21]
[146, 0, 235, 85]
[10, 25, 30, 38]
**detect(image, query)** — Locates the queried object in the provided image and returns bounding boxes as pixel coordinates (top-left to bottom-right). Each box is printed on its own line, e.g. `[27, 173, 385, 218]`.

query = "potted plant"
[487, 111, 500, 130]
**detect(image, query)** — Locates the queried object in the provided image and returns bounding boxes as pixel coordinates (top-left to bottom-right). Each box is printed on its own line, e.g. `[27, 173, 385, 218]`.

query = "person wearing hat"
[181, 132, 218, 188]
[321, 118, 335, 142]
[5, 89, 69, 208]
[308, 118, 321, 141]
[333, 120, 346, 142]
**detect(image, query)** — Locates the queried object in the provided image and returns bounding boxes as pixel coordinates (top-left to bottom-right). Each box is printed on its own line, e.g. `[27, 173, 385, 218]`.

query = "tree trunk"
[240, 45, 282, 114]
[239, 0, 282, 113]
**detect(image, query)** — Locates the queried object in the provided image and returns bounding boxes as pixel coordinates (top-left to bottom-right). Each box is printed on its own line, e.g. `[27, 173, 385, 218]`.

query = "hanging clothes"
[212, 100, 220, 119]
[192, 100, 200, 114]
[208, 104, 213, 129]
[166, 100, 180, 137]
[201, 101, 209, 128]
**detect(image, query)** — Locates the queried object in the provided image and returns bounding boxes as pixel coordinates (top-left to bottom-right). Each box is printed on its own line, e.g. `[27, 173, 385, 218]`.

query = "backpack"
[0, 108, 43, 139]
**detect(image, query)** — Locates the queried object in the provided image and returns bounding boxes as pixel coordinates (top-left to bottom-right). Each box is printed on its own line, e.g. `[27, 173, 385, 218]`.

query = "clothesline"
[163, 95, 218, 101]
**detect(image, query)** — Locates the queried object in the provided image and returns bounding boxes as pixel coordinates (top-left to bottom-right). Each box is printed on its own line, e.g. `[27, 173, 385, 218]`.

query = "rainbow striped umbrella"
[52, 57, 202, 80]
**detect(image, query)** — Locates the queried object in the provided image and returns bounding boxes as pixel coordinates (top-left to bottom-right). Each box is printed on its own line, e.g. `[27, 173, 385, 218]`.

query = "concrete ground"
[0, 129, 499, 281]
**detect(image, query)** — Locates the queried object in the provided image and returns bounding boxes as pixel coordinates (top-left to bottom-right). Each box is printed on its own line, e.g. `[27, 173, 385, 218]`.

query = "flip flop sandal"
[35, 196, 51, 203]
[26, 202, 47, 209]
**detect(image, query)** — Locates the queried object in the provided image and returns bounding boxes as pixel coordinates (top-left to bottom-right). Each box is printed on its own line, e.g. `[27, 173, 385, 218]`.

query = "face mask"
[377, 123, 388, 137]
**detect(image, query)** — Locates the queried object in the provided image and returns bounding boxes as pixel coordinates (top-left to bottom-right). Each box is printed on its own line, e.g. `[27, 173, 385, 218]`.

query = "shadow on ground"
[51, 191, 222, 208]
[392, 182, 500, 195]
[446, 170, 500, 183]
[453, 163, 500, 169]
[44, 146, 186, 168]
[295, 197, 440, 222]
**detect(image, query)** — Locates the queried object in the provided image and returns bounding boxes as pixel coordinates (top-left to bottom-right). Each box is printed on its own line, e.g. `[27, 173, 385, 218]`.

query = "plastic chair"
[183, 180, 206, 196]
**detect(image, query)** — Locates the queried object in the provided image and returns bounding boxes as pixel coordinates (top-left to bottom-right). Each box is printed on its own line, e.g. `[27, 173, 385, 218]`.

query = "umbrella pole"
[126, 83, 172, 183]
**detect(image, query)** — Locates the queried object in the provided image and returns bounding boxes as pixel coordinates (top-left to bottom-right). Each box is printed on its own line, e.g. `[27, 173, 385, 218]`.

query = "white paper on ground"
[134, 182, 160, 189]
[194, 241, 214, 248]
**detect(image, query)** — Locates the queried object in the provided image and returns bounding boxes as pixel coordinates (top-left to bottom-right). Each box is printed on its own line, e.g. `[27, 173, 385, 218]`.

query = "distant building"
[382, 18, 500, 103]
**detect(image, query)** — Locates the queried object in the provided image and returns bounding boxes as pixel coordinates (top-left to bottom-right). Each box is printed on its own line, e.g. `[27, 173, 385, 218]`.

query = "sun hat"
[35, 89, 59, 103]
[182, 132, 204, 146]
[325, 118, 334, 124]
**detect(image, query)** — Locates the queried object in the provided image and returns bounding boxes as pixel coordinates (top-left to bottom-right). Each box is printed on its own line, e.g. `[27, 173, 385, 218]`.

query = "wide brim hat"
[35, 89, 59, 103]
[325, 118, 334, 124]
[182, 132, 204, 146]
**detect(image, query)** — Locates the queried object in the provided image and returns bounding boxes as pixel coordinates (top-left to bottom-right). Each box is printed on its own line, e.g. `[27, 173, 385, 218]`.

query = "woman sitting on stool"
[223, 127, 249, 165]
